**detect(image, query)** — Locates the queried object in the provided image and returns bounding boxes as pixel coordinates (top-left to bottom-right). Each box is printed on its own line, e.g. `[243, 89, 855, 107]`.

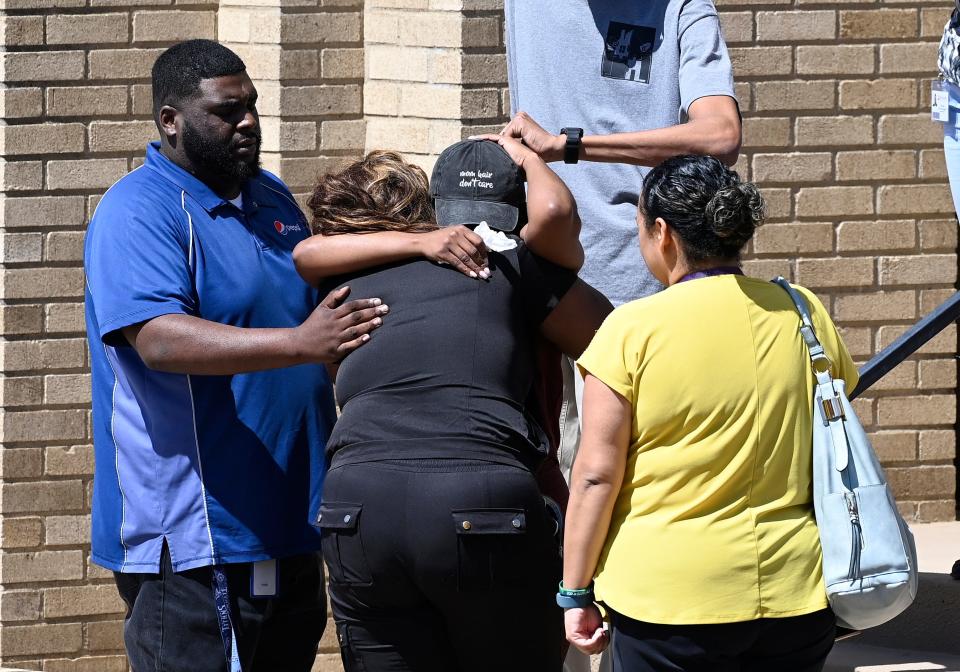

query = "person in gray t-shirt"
[503, 0, 740, 306]
[502, 4, 741, 668]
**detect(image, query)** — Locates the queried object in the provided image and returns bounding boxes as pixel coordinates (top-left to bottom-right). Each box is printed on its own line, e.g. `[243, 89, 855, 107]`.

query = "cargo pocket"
[317, 503, 373, 586]
[336, 622, 367, 672]
[452, 508, 527, 592]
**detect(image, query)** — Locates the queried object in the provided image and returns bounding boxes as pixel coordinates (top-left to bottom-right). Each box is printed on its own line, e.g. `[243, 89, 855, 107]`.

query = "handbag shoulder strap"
[772, 276, 850, 471]
[771, 277, 832, 370]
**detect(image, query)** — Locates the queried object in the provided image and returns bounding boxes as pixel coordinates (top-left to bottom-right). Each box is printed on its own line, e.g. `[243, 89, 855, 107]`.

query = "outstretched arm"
[472, 134, 584, 271]
[293, 226, 489, 286]
[122, 286, 387, 375]
[502, 96, 742, 168]
[539, 280, 613, 358]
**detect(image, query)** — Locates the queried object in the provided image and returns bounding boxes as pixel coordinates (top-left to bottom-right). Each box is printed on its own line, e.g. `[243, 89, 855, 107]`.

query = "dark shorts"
[321, 458, 564, 672]
[114, 546, 326, 672]
[608, 607, 836, 672]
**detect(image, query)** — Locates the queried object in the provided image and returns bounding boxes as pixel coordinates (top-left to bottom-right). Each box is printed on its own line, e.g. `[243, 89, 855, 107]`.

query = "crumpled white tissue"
[475, 221, 518, 252]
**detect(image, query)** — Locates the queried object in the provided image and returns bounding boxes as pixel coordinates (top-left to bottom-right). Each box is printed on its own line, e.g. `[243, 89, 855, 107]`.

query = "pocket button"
[512, 518, 522, 529]
[462, 520, 472, 530]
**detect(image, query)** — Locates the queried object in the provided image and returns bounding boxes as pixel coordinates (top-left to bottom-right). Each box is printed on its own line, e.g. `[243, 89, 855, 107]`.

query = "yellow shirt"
[577, 275, 858, 625]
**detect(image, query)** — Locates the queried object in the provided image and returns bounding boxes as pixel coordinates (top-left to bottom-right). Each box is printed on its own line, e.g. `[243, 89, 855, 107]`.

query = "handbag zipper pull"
[845, 491, 865, 581]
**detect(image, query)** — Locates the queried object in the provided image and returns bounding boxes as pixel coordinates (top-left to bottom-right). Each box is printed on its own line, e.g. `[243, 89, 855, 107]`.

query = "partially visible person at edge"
[938, 0, 960, 218]
[292, 141, 612, 671]
[561, 155, 858, 672]
[937, 1, 960, 582]
[84, 40, 386, 671]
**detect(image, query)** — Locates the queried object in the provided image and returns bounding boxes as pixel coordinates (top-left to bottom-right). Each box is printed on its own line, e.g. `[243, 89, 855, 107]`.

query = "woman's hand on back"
[565, 605, 609, 655]
[418, 225, 490, 279]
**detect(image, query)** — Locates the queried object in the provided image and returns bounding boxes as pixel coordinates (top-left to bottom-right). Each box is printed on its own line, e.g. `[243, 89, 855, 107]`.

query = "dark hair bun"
[704, 182, 765, 253]
[640, 155, 767, 262]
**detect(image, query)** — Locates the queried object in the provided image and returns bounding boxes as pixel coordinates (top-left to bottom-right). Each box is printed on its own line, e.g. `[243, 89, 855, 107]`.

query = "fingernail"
[373, 317, 382, 326]
[378, 304, 389, 314]
[360, 334, 370, 342]
[370, 298, 382, 306]
[469, 271, 478, 278]
[467, 135, 478, 139]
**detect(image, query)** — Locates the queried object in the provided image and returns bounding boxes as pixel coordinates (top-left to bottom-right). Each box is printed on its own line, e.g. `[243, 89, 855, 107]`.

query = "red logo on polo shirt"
[273, 219, 303, 235]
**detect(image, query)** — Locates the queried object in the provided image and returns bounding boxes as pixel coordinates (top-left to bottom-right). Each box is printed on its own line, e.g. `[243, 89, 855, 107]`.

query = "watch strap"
[556, 592, 595, 608]
[560, 127, 583, 164]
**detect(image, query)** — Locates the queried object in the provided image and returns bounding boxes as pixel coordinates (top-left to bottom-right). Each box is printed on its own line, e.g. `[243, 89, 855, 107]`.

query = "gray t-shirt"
[505, 0, 736, 305]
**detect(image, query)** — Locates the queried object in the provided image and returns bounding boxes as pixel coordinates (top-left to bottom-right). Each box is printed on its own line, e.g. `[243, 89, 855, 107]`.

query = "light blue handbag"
[774, 277, 918, 630]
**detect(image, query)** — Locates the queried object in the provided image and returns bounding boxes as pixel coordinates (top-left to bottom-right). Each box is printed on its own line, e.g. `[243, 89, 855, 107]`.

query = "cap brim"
[435, 198, 519, 232]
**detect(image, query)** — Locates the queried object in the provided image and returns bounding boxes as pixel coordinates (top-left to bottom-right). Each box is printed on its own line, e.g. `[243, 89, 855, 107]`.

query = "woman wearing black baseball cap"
[293, 138, 610, 672]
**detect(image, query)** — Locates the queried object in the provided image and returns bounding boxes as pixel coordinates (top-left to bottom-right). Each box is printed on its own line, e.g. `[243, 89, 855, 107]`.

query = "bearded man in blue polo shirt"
[84, 40, 387, 672]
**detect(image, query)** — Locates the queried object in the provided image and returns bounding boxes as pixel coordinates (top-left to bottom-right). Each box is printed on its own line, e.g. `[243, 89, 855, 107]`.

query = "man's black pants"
[322, 458, 564, 672]
[608, 607, 836, 672]
[114, 546, 326, 672]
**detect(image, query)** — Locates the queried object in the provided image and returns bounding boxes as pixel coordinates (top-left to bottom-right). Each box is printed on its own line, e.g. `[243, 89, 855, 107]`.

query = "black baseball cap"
[430, 139, 528, 233]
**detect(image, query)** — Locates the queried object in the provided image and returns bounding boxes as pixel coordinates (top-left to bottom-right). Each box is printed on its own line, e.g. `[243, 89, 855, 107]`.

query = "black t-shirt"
[323, 241, 576, 467]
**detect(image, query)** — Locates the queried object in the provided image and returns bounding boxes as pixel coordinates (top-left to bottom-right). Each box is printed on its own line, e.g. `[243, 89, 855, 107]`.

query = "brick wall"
[363, 0, 507, 174]
[0, 2, 218, 669]
[1, 0, 957, 670]
[722, 0, 959, 523]
[219, 0, 365, 199]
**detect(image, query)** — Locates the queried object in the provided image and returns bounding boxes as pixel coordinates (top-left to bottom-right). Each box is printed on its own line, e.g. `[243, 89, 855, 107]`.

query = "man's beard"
[181, 119, 261, 182]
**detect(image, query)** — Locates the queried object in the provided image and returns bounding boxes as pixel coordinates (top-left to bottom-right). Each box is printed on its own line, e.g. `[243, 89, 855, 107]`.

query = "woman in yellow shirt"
[562, 154, 857, 671]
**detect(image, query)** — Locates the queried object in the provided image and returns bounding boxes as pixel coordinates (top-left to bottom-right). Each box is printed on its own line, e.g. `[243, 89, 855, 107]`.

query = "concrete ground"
[824, 521, 960, 672]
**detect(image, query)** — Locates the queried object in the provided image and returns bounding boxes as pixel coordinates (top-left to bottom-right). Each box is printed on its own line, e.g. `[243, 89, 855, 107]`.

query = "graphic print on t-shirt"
[601, 21, 655, 83]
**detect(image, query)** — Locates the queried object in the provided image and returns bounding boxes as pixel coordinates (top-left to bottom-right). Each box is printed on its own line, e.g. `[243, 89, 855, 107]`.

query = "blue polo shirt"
[84, 142, 337, 573]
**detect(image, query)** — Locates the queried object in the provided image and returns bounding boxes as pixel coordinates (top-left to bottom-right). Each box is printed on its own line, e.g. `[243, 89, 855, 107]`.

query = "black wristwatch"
[559, 127, 583, 164]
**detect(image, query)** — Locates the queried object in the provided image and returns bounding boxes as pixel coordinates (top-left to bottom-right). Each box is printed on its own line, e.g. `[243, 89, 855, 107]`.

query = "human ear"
[656, 217, 681, 267]
[654, 217, 670, 250]
[158, 106, 179, 140]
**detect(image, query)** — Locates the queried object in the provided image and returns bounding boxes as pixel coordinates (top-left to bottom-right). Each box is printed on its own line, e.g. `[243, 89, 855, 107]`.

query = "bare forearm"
[294, 233, 423, 285]
[520, 157, 584, 270]
[562, 376, 631, 589]
[541, 281, 613, 358]
[503, 102, 741, 170]
[563, 473, 619, 589]
[125, 289, 386, 375]
[580, 116, 741, 167]
[129, 315, 307, 375]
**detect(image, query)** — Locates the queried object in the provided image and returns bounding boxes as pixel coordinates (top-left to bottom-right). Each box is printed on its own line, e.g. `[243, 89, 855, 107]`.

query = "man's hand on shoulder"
[294, 286, 389, 363]
[502, 112, 566, 163]
[122, 286, 388, 375]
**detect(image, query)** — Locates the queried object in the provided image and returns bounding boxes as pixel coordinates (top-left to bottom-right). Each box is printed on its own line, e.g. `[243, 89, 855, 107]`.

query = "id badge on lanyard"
[211, 560, 278, 672]
[251, 559, 279, 598]
[932, 80, 950, 123]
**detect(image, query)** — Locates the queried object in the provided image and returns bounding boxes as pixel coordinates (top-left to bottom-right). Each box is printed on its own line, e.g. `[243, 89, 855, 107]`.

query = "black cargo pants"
[319, 457, 564, 672]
